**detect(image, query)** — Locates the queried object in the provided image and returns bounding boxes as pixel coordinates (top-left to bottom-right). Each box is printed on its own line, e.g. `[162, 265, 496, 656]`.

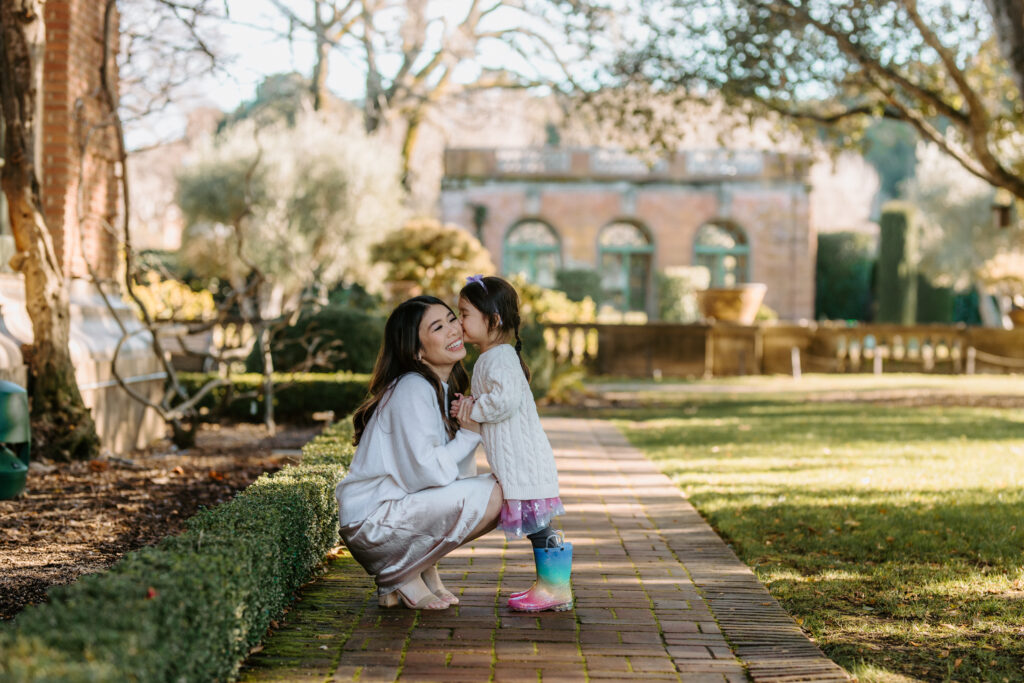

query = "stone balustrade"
[444, 147, 811, 183]
[544, 320, 1024, 377]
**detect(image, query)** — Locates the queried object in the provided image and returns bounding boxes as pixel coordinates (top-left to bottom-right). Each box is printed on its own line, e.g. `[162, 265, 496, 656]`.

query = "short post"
[703, 327, 714, 379]
[966, 346, 976, 375]
[791, 346, 802, 380]
[873, 352, 883, 375]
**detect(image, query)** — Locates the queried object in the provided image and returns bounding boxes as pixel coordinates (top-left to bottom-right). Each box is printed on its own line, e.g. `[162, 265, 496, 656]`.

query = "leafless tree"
[264, 0, 587, 187]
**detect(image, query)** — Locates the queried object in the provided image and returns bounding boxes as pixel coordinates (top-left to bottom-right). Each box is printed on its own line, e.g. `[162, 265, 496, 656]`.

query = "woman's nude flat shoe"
[379, 589, 448, 610]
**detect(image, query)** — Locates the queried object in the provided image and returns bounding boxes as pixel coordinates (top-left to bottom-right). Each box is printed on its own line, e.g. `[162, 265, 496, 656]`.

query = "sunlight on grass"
[584, 375, 1024, 681]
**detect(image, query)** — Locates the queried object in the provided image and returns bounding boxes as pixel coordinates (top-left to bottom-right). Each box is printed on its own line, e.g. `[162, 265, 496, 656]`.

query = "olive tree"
[598, 0, 1024, 209]
[907, 143, 1024, 326]
[177, 112, 405, 430]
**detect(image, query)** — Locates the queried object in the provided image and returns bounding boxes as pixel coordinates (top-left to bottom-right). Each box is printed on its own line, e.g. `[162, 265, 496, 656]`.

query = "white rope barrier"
[966, 347, 1024, 373]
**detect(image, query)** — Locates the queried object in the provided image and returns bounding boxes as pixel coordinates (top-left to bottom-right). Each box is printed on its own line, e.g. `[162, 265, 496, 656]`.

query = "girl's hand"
[456, 397, 480, 433]
[450, 393, 466, 417]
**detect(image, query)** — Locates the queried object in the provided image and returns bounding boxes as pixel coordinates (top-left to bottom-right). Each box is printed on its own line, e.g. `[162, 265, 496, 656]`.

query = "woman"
[335, 296, 503, 610]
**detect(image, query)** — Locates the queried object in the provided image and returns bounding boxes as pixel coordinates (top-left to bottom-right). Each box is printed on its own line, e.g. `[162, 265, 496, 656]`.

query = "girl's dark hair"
[458, 276, 531, 382]
[352, 296, 469, 446]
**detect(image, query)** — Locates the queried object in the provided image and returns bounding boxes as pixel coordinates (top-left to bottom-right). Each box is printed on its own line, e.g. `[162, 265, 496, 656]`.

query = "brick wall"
[42, 0, 119, 280]
[441, 178, 815, 321]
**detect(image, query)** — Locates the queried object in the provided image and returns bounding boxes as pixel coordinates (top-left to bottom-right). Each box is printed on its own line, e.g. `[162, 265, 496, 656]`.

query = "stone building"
[440, 147, 815, 321]
[0, 1, 162, 452]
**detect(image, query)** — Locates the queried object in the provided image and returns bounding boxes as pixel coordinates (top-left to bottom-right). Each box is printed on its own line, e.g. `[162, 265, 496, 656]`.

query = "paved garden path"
[241, 418, 850, 683]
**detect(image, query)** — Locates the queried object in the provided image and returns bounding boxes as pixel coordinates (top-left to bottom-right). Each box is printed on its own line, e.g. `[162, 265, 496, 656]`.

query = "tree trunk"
[309, 0, 331, 112]
[258, 323, 276, 436]
[986, 0, 1024, 100]
[0, 1, 100, 461]
[400, 107, 425, 192]
[311, 38, 330, 111]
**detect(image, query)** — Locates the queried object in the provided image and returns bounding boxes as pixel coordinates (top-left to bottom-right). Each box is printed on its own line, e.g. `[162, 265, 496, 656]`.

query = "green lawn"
[562, 374, 1024, 682]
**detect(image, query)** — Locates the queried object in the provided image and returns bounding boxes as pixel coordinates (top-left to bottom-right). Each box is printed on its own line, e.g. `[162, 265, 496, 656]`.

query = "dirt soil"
[0, 422, 322, 622]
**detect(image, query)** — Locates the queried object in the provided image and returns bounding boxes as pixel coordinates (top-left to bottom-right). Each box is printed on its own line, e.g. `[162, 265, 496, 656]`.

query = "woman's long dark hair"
[459, 276, 531, 382]
[352, 296, 469, 446]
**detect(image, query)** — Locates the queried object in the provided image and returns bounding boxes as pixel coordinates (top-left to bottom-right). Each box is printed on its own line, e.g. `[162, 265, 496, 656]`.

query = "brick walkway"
[241, 418, 850, 683]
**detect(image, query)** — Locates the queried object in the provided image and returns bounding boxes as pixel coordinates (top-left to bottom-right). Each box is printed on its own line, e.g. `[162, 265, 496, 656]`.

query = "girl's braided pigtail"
[513, 324, 531, 382]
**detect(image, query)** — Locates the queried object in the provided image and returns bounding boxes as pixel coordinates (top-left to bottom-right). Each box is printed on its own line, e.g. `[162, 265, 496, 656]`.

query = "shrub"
[915, 275, 954, 324]
[246, 305, 385, 374]
[876, 203, 920, 324]
[179, 372, 369, 423]
[371, 218, 494, 306]
[554, 268, 602, 304]
[0, 420, 356, 682]
[815, 231, 876, 322]
[657, 266, 710, 322]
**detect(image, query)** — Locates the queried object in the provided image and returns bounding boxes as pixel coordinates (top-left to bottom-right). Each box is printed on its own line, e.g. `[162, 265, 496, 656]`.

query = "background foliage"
[371, 218, 495, 306]
[815, 232, 876, 322]
[178, 112, 405, 315]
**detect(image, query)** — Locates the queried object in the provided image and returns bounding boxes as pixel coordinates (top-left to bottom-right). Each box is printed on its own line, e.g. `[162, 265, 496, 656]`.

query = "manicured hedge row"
[179, 372, 369, 423]
[0, 419, 355, 682]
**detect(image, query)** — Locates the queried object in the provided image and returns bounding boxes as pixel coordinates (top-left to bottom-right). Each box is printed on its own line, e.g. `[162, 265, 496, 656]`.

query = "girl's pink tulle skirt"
[498, 497, 565, 540]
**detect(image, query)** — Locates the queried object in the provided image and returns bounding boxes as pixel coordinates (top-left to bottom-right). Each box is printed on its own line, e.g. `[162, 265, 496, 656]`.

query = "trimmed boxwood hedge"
[0, 419, 356, 682]
[179, 372, 369, 423]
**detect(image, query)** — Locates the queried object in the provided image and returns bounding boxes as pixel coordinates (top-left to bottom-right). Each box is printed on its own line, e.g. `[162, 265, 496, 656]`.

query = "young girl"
[451, 275, 573, 612]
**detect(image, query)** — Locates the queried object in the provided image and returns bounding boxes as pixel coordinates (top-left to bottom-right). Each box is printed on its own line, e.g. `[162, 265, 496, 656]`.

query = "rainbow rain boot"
[508, 542, 573, 612]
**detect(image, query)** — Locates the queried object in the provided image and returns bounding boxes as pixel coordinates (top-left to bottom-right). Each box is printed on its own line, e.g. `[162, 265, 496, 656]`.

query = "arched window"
[694, 222, 750, 287]
[503, 220, 561, 288]
[598, 221, 653, 311]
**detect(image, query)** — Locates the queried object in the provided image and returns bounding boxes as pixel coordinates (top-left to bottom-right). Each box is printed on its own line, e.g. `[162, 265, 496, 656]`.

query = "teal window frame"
[693, 222, 750, 287]
[502, 220, 562, 287]
[598, 222, 654, 312]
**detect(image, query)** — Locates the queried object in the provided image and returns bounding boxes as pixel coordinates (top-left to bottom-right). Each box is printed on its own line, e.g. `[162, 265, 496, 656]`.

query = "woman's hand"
[456, 397, 480, 433]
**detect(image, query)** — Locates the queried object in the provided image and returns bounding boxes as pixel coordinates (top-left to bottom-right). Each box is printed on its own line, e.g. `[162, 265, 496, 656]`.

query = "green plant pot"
[0, 445, 28, 500]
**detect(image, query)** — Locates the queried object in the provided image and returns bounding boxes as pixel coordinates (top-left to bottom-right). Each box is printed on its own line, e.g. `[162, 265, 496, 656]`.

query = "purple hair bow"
[466, 274, 487, 292]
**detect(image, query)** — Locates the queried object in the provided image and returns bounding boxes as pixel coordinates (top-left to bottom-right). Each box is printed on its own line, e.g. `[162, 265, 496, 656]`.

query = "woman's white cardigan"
[336, 373, 481, 526]
[470, 344, 560, 500]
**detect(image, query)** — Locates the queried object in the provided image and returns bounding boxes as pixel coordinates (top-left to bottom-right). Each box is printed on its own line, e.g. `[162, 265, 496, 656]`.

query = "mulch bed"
[0, 422, 322, 622]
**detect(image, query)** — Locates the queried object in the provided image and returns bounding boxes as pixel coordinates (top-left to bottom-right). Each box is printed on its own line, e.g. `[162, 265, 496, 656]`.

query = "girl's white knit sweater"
[470, 344, 560, 500]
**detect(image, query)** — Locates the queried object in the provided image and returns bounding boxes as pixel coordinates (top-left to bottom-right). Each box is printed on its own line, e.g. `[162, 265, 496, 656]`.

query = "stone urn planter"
[697, 283, 768, 325]
[1010, 308, 1024, 328]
